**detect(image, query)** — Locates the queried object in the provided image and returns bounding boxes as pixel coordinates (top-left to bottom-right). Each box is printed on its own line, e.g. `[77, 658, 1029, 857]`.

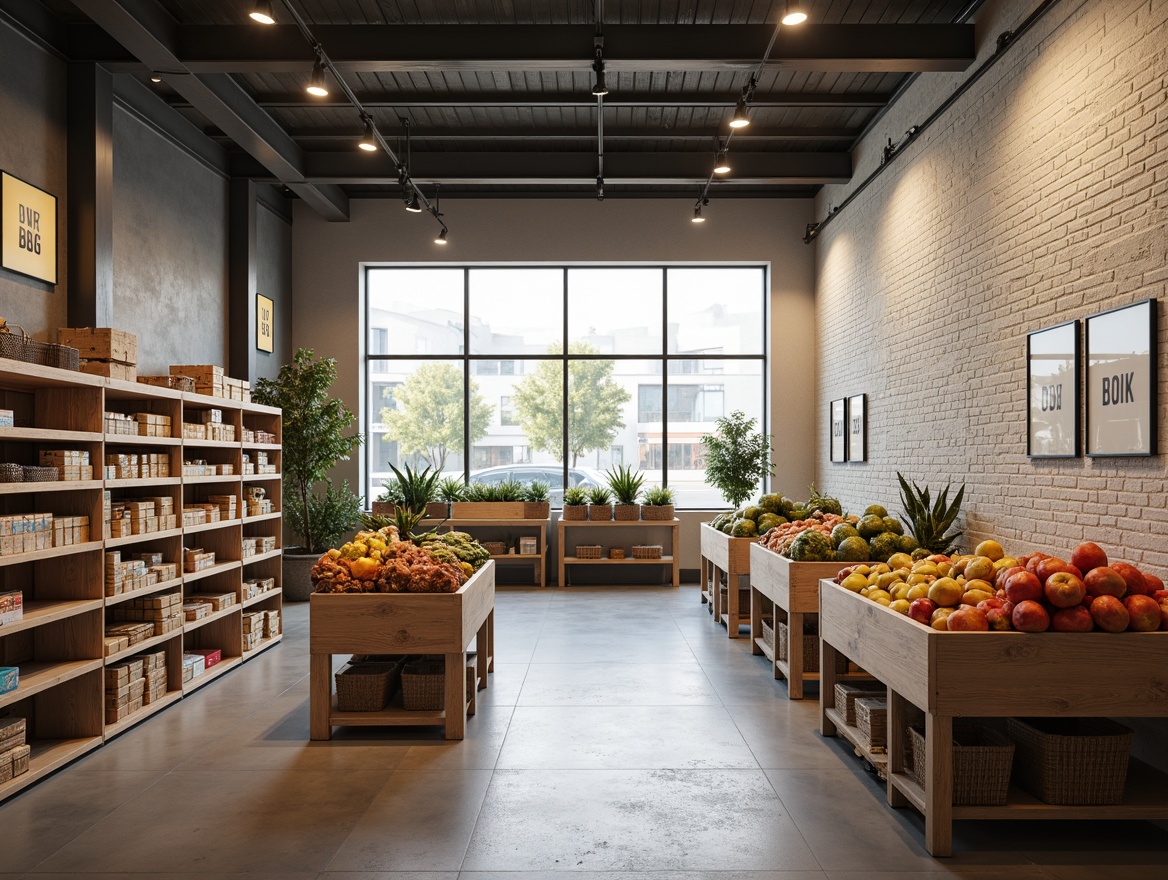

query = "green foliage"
[563, 486, 588, 506]
[252, 349, 363, 553]
[606, 464, 644, 505]
[642, 485, 674, 506]
[897, 472, 965, 555]
[387, 461, 441, 515]
[806, 485, 843, 516]
[512, 342, 631, 466]
[377, 478, 405, 505]
[587, 485, 612, 506]
[524, 481, 550, 503]
[463, 480, 525, 502]
[701, 410, 773, 509]
[437, 476, 465, 503]
[380, 362, 492, 471]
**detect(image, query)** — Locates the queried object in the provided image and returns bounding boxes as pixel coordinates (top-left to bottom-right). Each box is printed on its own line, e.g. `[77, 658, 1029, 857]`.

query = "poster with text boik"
[1086, 299, 1157, 456]
[1, 171, 57, 284]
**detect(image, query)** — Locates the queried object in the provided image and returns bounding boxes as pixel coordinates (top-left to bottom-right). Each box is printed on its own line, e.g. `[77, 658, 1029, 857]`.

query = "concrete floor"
[2, 585, 1167, 879]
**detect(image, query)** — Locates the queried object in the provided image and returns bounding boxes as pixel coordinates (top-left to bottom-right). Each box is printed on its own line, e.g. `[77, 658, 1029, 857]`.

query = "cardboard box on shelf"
[0, 409, 13, 428]
[183, 602, 211, 621]
[181, 653, 205, 679]
[0, 590, 22, 626]
[79, 359, 137, 382]
[105, 695, 144, 724]
[264, 609, 281, 638]
[187, 648, 221, 668]
[105, 659, 144, 687]
[0, 667, 18, 696]
[7, 743, 30, 777]
[0, 716, 26, 753]
[58, 327, 137, 364]
[182, 549, 216, 572]
[184, 592, 234, 612]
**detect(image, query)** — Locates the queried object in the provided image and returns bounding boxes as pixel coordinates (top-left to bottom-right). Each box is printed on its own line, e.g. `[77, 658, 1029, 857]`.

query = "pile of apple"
[834, 540, 1166, 633]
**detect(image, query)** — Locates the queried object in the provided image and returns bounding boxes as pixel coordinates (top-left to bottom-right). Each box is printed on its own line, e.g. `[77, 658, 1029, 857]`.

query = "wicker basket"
[609, 548, 626, 559]
[908, 723, 1014, 805]
[21, 465, 58, 482]
[335, 660, 402, 712]
[1007, 717, 1133, 805]
[480, 541, 507, 556]
[631, 544, 663, 559]
[855, 696, 888, 752]
[834, 681, 885, 725]
[0, 324, 80, 370]
[639, 504, 674, 521]
[0, 463, 23, 483]
[613, 503, 640, 521]
[761, 616, 775, 651]
[777, 621, 849, 674]
[401, 658, 446, 710]
[561, 505, 587, 520]
[575, 544, 602, 559]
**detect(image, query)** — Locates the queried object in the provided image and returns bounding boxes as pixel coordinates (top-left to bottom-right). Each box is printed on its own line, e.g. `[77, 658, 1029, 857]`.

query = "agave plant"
[524, 480, 550, 503]
[606, 464, 645, 505]
[387, 461, 441, 515]
[897, 472, 965, 555]
[358, 507, 433, 544]
[437, 476, 465, 503]
[497, 479, 526, 502]
[563, 486, 588, 506]
[642, 485, 674, 506]
[588, 485, 612, 506]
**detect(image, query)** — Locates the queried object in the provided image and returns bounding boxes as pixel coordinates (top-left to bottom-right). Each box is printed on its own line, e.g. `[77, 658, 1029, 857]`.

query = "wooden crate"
[450, 502, 527, 519]
[79, 360, 137, 382]
[58, 327, 137, 364]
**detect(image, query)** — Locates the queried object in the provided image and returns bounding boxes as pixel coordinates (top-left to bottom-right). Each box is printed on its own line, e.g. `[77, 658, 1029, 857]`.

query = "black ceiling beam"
[206, 125, 856, 143]
[72, 0, 349, 221]
[229, 150, 851, 186]
[88, 24, 974, 74]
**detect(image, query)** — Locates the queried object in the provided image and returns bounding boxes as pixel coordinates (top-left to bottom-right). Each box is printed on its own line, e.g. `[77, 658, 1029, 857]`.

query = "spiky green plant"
[701, 410, 773, 509]
[606, 464, 645, 505]
[588, 486, 612, 506]
[437, 476, 465, 503]
[563, 487, 588, 506]
[896, 472, 965, 555]
[642, 485, 674, 506]
[387, 461, 441, 515]
[524, 480, 550, 503]
[377, 478, 405, 505]
[358, 507, 433, 545]
[497, 479, 526, 502]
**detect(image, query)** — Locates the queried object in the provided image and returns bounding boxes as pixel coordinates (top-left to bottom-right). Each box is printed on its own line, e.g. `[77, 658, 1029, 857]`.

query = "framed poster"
[1026, 320, 1080, 458]
[1085, 299, 1157, 456]
[256, 294, 274, 352]
[830, 398, 847, 463]
[847, 394, 867, 462]
[1, 171, 57, 284]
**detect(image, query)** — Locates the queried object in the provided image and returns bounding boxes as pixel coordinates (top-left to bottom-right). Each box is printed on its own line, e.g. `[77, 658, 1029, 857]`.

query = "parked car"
[464, 464, 606, 504]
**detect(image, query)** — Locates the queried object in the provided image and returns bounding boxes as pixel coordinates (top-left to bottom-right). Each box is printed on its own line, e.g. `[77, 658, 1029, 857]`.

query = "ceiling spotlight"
[713, 151, 731, 174]
[434, 227, 448, 245]
[596, 176, 605, 201]
[248, 0, 276, 25]
[405, 190, 422, 212]
[149, 72, 162, 83]
[592, 66, 608, 97]
[358, 118, 378, 152]
[781, 1, 808, 26]
[692, 204, 706, 223]
[306, 58, 329, 97]
[729, 96, 751, 129]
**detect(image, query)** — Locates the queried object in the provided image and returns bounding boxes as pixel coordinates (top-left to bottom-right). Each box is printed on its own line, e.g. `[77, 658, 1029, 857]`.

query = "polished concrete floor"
[2, 585, 1167, 879]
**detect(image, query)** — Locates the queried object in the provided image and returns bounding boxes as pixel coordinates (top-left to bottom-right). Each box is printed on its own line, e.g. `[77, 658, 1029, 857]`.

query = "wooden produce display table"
[558, 519, 679, 587]
[309, 562, 495, 741]
[420, 517, 549, 587]
[699, 524, 754, 637]
[817, 578, 1168, 857]
[749, 545, 854, 698]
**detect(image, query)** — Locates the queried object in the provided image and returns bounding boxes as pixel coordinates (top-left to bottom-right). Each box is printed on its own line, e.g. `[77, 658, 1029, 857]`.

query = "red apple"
[1090, 594, 1129, 633]
[1111, 562, 1149, 596]
[1004, 569, 1043, 604]
[908, 598, 937, 625]
[947, 605, 989, 631]
[1023, 552, 1050, 574]
[978, 597, 1006, 612]
[1070, 541, 1108, 573]
[1124, 594, 1162, 631]
[984, 605, 1013, 630]
[1044, 571, 1086, 608]
[1036, 557, 1079, 584]
[1158, 598, 1168, 631]
[1051, 605, 1095, 632]
[996, 565, 1025, 589]
[1146, 573, 1165, 593]
[1154, 590, 1168, 601]
[1084, 566, 1128, 599]
[1012, 600, 1051, 633]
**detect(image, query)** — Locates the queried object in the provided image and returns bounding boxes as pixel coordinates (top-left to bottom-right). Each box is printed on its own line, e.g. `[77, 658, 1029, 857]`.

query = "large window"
[366, 266, 766, 508]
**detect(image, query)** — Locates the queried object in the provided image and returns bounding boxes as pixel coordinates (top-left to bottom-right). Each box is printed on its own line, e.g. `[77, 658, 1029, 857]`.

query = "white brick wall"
[814, 0, 1167, 574]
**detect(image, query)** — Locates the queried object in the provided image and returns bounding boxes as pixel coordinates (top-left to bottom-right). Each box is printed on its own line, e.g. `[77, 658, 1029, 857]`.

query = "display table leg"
[445, 651, 467, 740]
[477, 617, 490, 690]
[750, 586, 763, 656]
[487, 609, 495, 672]
[787, 611, 805, 698]
[887, 688, 910, 807]
[726, 570, 741, 639]
[711, 566, 723, 621]
[310, 652, 332, 741]
[924, 712, 954, 856]
[819, 639, 840, 736]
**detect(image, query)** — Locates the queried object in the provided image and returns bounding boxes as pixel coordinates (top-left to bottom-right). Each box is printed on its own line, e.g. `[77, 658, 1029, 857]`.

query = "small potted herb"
[587, 485, 613, 521]
[640, 485, 675, 521]
[436, 476, 465, 516]
[607, 464, 645, 521]
[562, 486, 588, 520]
[524, 480, 551, 520]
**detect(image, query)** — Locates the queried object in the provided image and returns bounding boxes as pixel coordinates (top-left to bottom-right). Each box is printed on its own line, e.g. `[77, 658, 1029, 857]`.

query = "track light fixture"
[729, 95, 751, 129]
[306, 54, 329, 97]
[591, 47, 609, 97]
[434, 227, 448, 245]
[692, 197, 709, 223]
[358, 117, 378, 152]
[713, 150, 730, 174]
[248, 0, 276, 25]
[150, 72, 162, 83]
[595, 176, 605, 201]
[781, 1, 808, 26]
[405, 190, 422, 212]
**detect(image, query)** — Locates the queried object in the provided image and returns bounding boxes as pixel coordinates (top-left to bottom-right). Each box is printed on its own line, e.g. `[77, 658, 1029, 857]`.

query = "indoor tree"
[701, 410, 773, 509]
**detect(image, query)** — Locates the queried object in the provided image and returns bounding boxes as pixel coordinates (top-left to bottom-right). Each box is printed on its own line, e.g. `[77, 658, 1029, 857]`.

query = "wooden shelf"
[105, 576, 183, 606]
[242, 587, 282, 609]
[0, 359, 104, 389]
[559, 518, 678, 587]
[182, 656, 242, 694]
[0, 480, 103, 495]
[184, 517, 242, 534]
[329, 697, 447, 728]
[0, 540, 103, 568]
[243, 511, 282, 524]
[0, 659, 104, 710]
[823, 706, 888, 771]
[242, 548, 282, 565]
[244, 442, 281, 451]
[105, 628, 182, 665]
[241, 632, 282, 659]
[182, 602, 240, 633]
[105, 527, 183, 549]
[104, 434, 180, 446]
[0, 737, 104, 801]
[183, 473, 240, 484]
[103, 691, 182, 740]
[755, 637, 775, 661]
[421, 517, 549, 526]
[563, 555, 674, 564]
[490, 553, 543, 561]
[0, 427, 103, 443]
[104, 477, 181, 489]
[180, 438, 240, 450]
[183, 559, 242, 585]
[0, 598, 102, 636]
[559, 518, 679, 527]
[242, 473, 281, 482]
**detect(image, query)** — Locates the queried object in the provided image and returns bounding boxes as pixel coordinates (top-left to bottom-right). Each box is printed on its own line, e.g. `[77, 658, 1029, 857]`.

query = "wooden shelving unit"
[557, 518, 680, 587]
[418, 516, 549, 587]
[817, 578, 1168, 856]
[0, 359, 281, 803]
[699, 524, 754, 636]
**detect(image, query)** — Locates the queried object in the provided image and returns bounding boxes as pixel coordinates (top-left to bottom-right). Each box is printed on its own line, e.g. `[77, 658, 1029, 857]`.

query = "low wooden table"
[817, 577, 1168, 857]
[309, 562, 495, 741]
[699, 524, 754, 637]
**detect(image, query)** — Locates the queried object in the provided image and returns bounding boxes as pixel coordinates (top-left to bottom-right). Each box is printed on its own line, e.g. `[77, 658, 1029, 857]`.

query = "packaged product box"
[0, 716, 26, 752]
[57, 327, 137, 364]
[0, 590, 22, 626]
[187, 648, 221, 668]
[0, 748, 12, 784]
[181, 653, 205, 679]
[8, 742, 30, 777]
[185, 592, 233, 611]
[0, 667, 17, 696]
[0, 409, 13, 428]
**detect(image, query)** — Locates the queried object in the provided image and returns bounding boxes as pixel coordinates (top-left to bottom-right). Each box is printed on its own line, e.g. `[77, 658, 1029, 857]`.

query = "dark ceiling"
[16, 1, 982, 219]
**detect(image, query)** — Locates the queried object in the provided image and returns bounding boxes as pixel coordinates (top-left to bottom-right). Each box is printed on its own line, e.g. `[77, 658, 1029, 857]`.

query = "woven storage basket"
[613, 503, 640, 521]
[761, 616, 775, 651]
[632, 544, 663, 559]
[609, 548, 626, 559]
[908, 724, 1015, 805]
[1007, 717, 1133, 805]
[561, 505, 587, 521]
[0, 324, 79, 370]
[855, 696, 888, 752]
[480, 541, 506, 556]
[0, 463, 23, 483]
[401, 658, 446, 710]
[834, 681, 885, 725]
[335, 661, 401, 712]
[639, 504, 674, 521]
[777, 621, 849, 674]
[575, 544, 602, 559]
[21, 465, 58, 482]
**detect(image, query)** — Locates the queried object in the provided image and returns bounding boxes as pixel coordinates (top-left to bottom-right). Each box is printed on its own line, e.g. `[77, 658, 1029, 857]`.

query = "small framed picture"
[1085, 299, 1157, 456]
[830, 398, 847, 463]
[1, 171, 58, 284]
[256, 294, 274, 353]
[846, 394, 867, 462]
[519, 536, 537, 555]
[1027, 320, 1080, 458]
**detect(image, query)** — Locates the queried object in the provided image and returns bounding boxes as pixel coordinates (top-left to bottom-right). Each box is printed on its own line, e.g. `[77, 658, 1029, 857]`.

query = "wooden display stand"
[557, 518, 679, 587]
[817, 578, 1168, 857]
[0, 359, 282, 804]
[309, 561, 495, 741]
[420, 517, 548, 587]
[699, 524, 754, 637]
[747, 545, 851, 698]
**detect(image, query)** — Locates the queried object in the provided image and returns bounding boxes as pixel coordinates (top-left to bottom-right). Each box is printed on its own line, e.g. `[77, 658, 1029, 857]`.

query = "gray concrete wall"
[256, 201, 293, 381]
[111, 105, 229, 374]
[0, 21, 68, 337]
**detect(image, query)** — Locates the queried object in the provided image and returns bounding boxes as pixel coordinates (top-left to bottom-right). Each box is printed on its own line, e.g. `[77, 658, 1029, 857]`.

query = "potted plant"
[562, 486, 588, 520]
[523, 480, 551, 520]
[587, 485, 613, 521]
[701, 410, 773, 509]
[607, 464, 644, 521]
[454, 479, 526, 518]
[371, 477, 404, 515]
[253, 348, 364, 601]
[436, 476, 465, 517]
[640, 485, 675, 521]
[388, 461, 445, 521]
